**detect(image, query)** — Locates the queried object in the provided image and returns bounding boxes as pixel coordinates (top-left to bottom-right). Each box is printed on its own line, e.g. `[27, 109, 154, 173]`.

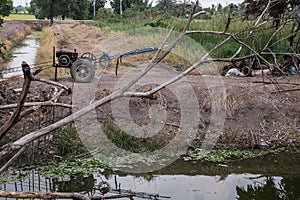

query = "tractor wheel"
[71, 59, 95, 83]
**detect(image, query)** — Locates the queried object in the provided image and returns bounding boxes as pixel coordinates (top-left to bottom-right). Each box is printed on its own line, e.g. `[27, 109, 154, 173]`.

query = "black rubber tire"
[71, 59, 95, 83]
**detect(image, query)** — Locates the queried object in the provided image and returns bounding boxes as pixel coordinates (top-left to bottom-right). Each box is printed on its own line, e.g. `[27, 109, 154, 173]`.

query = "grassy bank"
[34, 27, 71, 78]
[34, 27, 57, 77]
[89, 14, 295, 60]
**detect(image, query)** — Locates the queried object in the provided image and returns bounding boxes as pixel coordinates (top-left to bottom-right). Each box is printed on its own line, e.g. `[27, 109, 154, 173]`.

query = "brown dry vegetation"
[0, 21, 32, 64]
[0, 20, 49, 65]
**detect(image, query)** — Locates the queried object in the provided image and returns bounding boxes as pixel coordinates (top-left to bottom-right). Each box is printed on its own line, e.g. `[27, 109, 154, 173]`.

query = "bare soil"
[0, 21, 299, 150]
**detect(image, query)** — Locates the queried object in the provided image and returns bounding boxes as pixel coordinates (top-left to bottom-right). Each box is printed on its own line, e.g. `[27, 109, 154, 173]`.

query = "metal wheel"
[58, 54, 71, 67]
[71, 59, 95, 83]
[80, 52, 96, 64]
[99, 53, 111, 68]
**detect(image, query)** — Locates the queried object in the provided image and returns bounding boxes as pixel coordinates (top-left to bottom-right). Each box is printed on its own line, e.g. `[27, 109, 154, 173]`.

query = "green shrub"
[103, 116, 163, 153]
[54, 124, 87, 156]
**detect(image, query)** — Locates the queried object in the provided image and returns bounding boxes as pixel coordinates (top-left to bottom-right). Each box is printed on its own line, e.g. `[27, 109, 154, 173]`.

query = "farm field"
[3, 13, 36, 20]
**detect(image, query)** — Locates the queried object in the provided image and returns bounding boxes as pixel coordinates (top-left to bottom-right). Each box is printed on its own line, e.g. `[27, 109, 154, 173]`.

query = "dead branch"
[0, 146, 26, 174]
[0, 191, 135, 200]
[0, 88, 72, 110]
[91, 194, 134, 200]
[31, 76, 71, 93]
[231, 0, 271, 59]
[0, 191, 91, 200]
[271, 88, 300, 93]
[0, 62, 32, 140]
[252, 81, 300, 86]
[224, 4, 233, 32]
[0, 102, 73, 109]
[0, 62, 72, 141]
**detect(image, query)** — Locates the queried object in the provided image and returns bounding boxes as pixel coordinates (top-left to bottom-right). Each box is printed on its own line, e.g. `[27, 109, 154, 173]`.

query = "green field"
[3, 14, 36, 20]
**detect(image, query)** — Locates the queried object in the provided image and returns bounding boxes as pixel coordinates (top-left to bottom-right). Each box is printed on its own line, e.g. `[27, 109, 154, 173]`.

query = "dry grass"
[0, 26, 32, 65]
[35, 28, 70, 78]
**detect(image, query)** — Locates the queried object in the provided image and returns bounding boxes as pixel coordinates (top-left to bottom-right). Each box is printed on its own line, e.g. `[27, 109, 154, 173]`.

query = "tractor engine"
[55, 49, 78, 68]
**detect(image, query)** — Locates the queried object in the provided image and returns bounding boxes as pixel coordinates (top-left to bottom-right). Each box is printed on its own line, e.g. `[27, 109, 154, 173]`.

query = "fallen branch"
[271, 88, 300, 94]
[0, 62, 32, 140]
[252, 81, 300, 86]
[91, 194, 134, 200]
[0, 191, 135, 200]
[0, 146, 26, 174]
[0, 191, 90, 200]
[0, 102, 73, 109]
[31, 76, 71, 93]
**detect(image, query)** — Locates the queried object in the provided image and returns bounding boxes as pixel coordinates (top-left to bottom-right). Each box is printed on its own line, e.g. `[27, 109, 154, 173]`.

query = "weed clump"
[103, 116, 164, 153]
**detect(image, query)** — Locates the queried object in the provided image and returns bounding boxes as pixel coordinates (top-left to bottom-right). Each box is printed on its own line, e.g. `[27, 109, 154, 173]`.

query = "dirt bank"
[0, 20, 50, 64]
[0, 21, 299, 152]
[0, 72, 299, 151]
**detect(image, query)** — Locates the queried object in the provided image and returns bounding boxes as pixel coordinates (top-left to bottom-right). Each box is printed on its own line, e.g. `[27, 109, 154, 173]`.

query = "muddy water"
[1, 153, 299, 200]
[0, 36, 39, 79]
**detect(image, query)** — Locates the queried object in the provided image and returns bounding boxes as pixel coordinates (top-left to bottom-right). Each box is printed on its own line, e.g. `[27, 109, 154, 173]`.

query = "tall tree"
[88, 0, 106, 19]
[32, 0, 90, 22]
[69, 0, 89, 20]
[0, 0, 13, 19]
[32, 0, 59, 23]
[110, 0, 149, 15]
[0, 0, 13, 59]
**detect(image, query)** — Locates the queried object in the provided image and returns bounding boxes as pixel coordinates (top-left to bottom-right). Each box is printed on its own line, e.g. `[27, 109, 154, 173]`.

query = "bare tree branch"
[31, 76, 71, 93]
[0, 62, 32, 140]
[231, 0, 272, 59]
[0, 191, 91, 200]
[0, 146, 26, 174]
[0, 102, 73, 109]
[0, 191, 135, 200]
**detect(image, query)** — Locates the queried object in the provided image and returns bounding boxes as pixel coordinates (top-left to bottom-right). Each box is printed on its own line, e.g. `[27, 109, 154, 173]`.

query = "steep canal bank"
[0, 35, 40, 79]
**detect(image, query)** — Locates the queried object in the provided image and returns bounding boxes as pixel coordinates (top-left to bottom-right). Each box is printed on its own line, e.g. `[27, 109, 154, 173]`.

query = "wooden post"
[53, 47, 58, 81]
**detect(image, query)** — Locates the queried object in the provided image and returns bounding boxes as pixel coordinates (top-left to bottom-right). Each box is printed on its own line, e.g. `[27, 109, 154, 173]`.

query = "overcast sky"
[13, 0, 244, 8]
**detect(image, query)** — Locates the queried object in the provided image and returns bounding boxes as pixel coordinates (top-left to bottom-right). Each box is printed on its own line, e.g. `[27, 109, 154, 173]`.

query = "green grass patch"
[3, 14, 36, 20]
[122, 62, 137, 67]
[103, 116, 164, 153]
[54, 125, 87, 156]
[183, 148, 259, 163]
[39, 158, 106, 178]
[29, 31, 43, 38]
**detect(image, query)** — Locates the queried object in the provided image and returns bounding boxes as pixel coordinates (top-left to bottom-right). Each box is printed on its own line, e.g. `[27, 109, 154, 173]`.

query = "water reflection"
[1, 153, 300, 200]
[1, 171, 299, 200]
[52, 174, 95, 193]
[1, 36, 39, 79]
[237, 176, 300, 200]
